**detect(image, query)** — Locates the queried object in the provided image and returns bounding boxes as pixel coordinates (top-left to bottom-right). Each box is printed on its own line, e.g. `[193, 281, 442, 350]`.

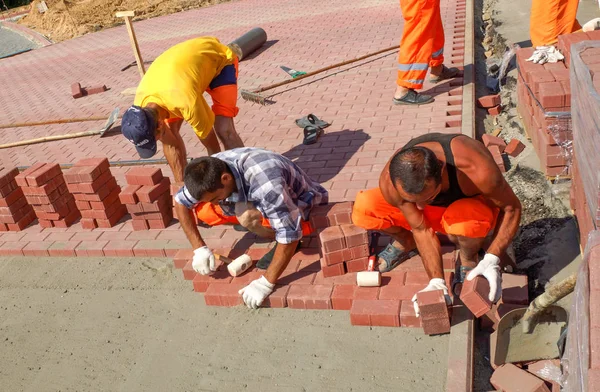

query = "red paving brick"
[0, 0, 471, 340]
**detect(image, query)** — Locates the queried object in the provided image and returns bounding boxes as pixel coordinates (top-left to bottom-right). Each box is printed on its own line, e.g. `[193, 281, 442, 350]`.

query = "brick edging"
[460, 0, 475, 139]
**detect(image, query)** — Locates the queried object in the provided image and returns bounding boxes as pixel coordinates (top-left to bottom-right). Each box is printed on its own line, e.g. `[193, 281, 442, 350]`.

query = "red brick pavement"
[0, 0, 471, 322]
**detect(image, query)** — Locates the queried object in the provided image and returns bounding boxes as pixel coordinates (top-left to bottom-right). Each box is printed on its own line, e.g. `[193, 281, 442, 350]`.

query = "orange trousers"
[352, 188, 499, 238]
[530, 0, 581, 47]
[194, 202, 314, 236]
[397, 0, 445, 90]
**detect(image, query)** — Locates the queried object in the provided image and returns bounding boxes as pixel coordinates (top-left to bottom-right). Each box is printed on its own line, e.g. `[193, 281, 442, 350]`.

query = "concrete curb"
[445, 304, 475, 391]
[461, 0, 475, 138]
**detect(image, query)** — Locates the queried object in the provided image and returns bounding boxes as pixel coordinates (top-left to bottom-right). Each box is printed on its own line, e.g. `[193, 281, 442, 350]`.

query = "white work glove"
[411, 278, 452, 318]
[238, 276, 275, 309]
[467, 253, 502, 303]
[192, 246, 216, 275]
[525, 46, 564, 65]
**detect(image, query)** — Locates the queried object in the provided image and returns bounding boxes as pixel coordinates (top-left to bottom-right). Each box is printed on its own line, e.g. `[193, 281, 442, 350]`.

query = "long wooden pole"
[116, 11, 145, 78]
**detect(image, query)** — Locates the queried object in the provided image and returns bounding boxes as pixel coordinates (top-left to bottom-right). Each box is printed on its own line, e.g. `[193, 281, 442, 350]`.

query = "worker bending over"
[174, 147, 328, 309]
[352, 133, 522, 316]
[393, 0, 459, 105]
[120, 37, 244, 182]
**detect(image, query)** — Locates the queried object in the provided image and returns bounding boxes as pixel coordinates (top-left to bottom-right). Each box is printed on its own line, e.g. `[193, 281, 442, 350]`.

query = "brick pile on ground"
[63, 158, 125, 229]
[119, 167, 173, 231]
[515, 30, 600, 178]
[0, 167, 35, 231]
[15, 163, 79, 228]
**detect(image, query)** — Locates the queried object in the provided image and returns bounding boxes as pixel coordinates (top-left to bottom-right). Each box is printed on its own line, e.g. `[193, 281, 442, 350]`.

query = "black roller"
[228, 27, 267, 61]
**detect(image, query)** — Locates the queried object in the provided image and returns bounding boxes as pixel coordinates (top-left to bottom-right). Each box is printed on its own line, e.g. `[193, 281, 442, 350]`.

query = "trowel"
[490, 273, 575, 367]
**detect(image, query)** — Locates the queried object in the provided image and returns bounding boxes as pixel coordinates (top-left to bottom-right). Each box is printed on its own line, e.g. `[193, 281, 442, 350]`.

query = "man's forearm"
[163, 139, 188, 183]
[264, 241, 299, 284]
[413, 227, 444, 280]
[487, 205, 521, 257]
[175, 203, 205, 249]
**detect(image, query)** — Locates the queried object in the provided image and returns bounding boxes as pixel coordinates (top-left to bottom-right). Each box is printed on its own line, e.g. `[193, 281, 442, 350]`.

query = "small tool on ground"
[489, 273, 574, 366]
[0, 108, 120, 149]
[280, 65, 307, 78]
[240, 45, 399, 105]
[356, 232, 381, 287]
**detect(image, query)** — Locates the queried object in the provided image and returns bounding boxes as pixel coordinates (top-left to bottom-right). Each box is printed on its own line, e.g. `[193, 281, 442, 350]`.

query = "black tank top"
[400, 133, 470, 207]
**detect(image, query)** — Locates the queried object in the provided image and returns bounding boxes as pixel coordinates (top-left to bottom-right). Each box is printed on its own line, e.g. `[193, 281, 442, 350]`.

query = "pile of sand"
[18, 0, 229, 42]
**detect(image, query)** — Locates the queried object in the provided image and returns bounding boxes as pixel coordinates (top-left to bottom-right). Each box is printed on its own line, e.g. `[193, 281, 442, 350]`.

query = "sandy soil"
[17, 0, 231, 42]
[0, 255, 449, 392]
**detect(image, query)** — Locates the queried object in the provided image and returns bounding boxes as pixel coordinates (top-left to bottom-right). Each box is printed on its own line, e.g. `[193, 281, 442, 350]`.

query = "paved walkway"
[0, 0, 468, 259]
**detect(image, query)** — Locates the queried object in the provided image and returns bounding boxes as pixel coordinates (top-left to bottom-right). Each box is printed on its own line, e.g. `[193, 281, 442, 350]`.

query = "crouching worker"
[352, 133, 521, 316]
[174, 147, 328, 308]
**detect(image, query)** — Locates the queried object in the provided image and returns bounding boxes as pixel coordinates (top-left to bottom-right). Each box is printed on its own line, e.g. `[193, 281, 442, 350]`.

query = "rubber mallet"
[356, 232, 381, 287]
[215, 253, 253, 277]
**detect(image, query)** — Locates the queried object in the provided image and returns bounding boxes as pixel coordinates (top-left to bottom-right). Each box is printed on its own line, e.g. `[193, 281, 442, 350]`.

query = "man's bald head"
[389, 147, 442, 195]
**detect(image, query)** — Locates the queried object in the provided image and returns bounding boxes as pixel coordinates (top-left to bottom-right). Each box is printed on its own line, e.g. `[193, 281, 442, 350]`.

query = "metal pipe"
[16, 158, 193, 171]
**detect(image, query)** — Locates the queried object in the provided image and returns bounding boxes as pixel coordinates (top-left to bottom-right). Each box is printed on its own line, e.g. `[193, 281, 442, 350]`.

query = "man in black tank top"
[352, 133, 522, 318]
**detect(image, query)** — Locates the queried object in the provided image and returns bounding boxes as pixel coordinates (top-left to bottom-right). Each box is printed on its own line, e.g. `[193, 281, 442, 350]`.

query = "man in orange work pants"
[352, 133, 522, 317]
[393, 0, 460, 105]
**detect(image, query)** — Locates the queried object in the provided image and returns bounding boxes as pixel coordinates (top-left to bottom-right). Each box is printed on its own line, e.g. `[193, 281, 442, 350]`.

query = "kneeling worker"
[121, 36, 245, 182]
[352, 133, 521, 315]
[174, 147, 328, 309]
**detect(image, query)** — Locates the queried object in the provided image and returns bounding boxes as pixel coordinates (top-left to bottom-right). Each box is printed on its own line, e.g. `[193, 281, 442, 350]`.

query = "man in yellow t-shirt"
[121, 36, 245, 182]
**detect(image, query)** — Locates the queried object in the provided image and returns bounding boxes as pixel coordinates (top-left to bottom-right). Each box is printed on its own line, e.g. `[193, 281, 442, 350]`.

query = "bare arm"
[161, 119, 187, 182]
[175, 203, 206, 250]
[264, 241, 299, 284]
[398, 202, 444, 280]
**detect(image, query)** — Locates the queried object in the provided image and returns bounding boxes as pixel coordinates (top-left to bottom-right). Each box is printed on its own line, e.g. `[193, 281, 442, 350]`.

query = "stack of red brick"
[119, 167, 173, 230]
[311, 202, 369, 277]
[585, 232, 600, 391]
[569, 40, 600, 250]
[64, 158, 125, 229]
[16, 163, 79, 228]
[0, 167, 35, 231]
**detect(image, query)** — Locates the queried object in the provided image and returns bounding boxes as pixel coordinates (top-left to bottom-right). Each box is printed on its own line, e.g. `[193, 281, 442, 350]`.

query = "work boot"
[393, 89, 434, 105]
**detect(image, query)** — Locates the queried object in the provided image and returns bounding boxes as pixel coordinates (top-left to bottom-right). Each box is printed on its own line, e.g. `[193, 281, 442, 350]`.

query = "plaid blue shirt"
[175, 148, 328, 244]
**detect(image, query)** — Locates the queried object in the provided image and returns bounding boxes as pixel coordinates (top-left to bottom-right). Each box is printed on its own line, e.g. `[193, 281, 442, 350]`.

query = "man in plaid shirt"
[175, 147, 328, 308]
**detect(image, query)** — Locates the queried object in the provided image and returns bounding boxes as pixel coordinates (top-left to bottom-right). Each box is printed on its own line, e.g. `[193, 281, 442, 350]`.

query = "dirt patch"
[17, 0, 231, 42]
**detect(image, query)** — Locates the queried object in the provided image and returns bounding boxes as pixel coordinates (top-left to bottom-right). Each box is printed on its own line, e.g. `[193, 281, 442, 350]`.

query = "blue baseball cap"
[121, 105, 158, 159]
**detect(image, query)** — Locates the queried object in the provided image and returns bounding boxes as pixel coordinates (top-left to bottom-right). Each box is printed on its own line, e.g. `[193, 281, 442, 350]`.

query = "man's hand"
[411, 278, 452, 317]
[525, 46, 564, 65]
[238, 276, 274, 309]
[467, 253, 502, 302]
[192, 246, 216, 275]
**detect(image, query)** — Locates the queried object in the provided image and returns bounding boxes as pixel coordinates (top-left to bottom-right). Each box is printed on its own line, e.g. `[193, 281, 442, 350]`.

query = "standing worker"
[393, 0, 459, 105]
[351, 133, 522, 316]
[527, 0, 600, 64]
[120, 37, 245, 182]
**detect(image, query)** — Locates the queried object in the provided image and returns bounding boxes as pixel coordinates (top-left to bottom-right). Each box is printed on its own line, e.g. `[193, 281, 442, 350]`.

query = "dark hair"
[389, 147, 442, 194]
[184, 157, 229, 200]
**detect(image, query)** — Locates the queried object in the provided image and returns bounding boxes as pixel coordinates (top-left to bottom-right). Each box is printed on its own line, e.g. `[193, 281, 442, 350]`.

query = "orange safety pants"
[530, 0, 581, 47]
[352, 188, 499, 238]
[206, 58, 240, 118]
[194, 202, 314, 236]
[397, 0, 445, 90]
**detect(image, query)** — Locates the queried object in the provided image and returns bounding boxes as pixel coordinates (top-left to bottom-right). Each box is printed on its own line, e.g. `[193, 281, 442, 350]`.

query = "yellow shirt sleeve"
[133, 37, 235, 139]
